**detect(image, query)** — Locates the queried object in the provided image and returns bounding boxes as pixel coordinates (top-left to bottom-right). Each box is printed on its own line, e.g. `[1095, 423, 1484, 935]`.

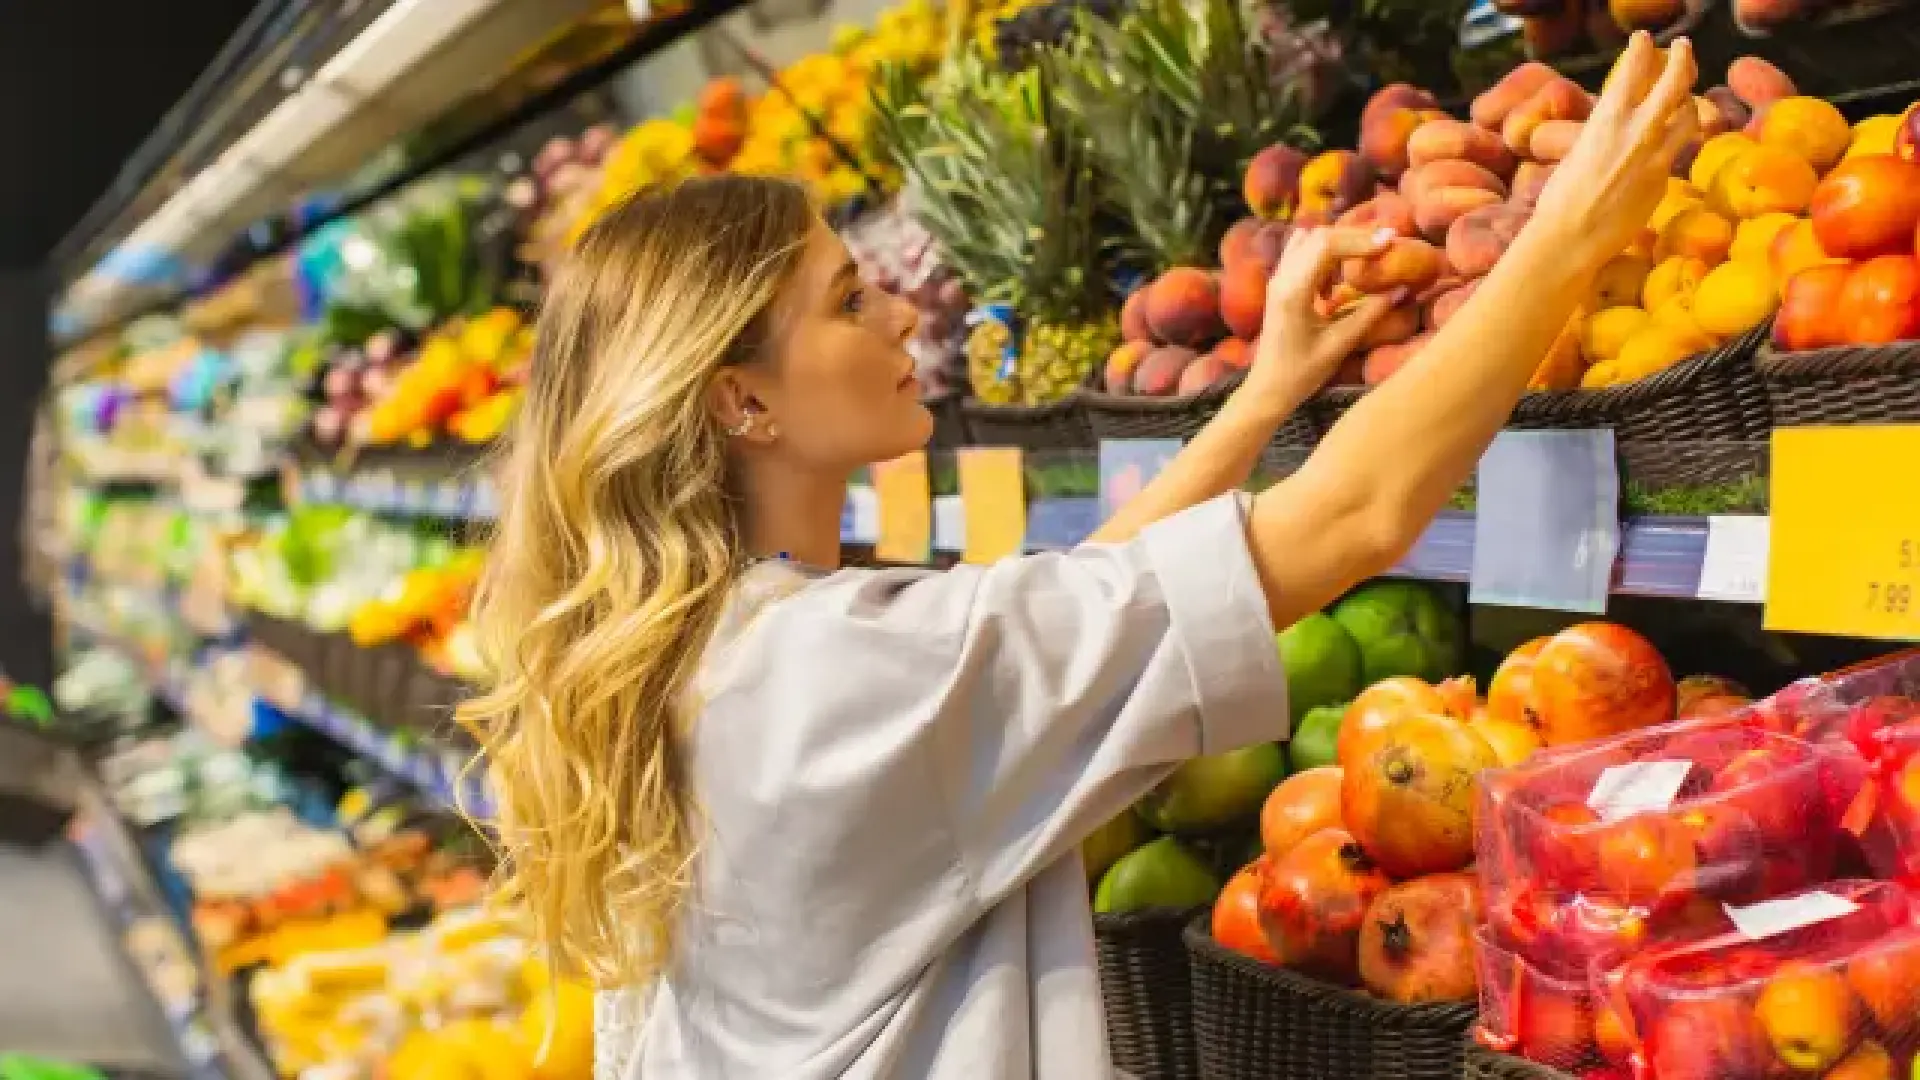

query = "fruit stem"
[1380, 913, 1414, 960]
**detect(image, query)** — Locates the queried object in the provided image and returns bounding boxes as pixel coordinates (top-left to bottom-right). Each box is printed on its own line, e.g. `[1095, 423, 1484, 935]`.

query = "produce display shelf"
[294, 467, 496, 521]
[839, 489, 1769, 605]
[67, 762, 274, 1080]
[273, 691, 492, 821]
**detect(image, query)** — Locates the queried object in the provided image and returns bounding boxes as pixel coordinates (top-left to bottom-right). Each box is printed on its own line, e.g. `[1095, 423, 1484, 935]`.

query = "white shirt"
[597, 493, 1289, 1078]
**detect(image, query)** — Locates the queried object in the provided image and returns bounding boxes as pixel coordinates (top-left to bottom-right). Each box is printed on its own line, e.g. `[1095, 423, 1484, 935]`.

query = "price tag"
[1696, 516, 1770, 603]
[957, 446, 1027, 564]
[872, 451, 932, 564]
[932, 496, 966, 551]
[1725, 890, 1860, 941]
[1587, 759, 1693, 821]
[1471, 429, 1620, 613]
[1099, 439, 1182, 522]
[1768, 427, 1920, 640]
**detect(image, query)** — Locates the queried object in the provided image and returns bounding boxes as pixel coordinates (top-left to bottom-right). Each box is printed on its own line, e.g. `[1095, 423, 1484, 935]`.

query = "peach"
[1643, 255, 1710, 310]
[1220, 264, 1269, 341]
[1810, 154, 1920, 259]
[1775, 262, 1852, 351]
[1694, 259, 1779, 339]
[1845, 115, 1904, 162]
[1613, 322, 1710, 381]
[1691, 96, 1732, 139]
[1120, 289, 1152, 343]
[1771, 218, 1837, 285]
[1362, 83, 1442, 134]
[1220, 216, 1262, 270]
[1362, 334, 1431, 384]
[1758, 96, 1852, 174]
[1299, 150, 1375, 221]
[1510, 160, 1556, 207]
[1648, 177, 1706, 231]
[1838, 254, 1920, 345]
[1734, 0, 1811, 31]
[1530, 311, 1588, 389]
[1710, 144, 1818, 218]
[1445, 204, 1530, 277]
[1425, 279, 1482, 331]
[1399, 160, 1506, 205]
[1176, 349, 1231, 396]
[1144, 267, 1224, 347]
[1104, 340, 1150, 393]
[1608, 0, 1684, 31]
[1336, 191, 1417, 238]
[1897, 102, 1920, 163]
[1133, 345, 1198, 395]
[1360, 304, 1423, 349]
[1689, 132, 1758, 193]
[1211, 337, 1253, 371]
[1407, 118, 1517, 178]
[1413, 187, 1505, 242]
[1471, 62, 1558, 130]
[1703, 86, 1752, 133]
[1502, 78, 1593, 156]
[1583, 306, 1652, 363]
[1728, 212, 1797, 266]
[1245, 144, 1310, 220]
[1728, 56, 1797, 109]
[1656, 205, 1735, 263]
[1528, 120, 1584, 163]
[1591, 253, 1653, 310]
[1343, 236, 1446, 294]
[1360, 104, 1445, 180]
[1587, 1, 1628, 45]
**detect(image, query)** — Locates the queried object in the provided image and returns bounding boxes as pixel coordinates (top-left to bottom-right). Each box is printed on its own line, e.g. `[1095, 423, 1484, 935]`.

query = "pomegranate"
[1342, 711, 1498, 877]
[1259, 767, 1344, 859]
[1257, 827, 1390, 984]
[1212, 860, 1280, 963]
[1529, 623, 1675, 746]
[1357, 872, 1483, 1003]
[1486, 637, 1549, 730]
[1335, 676, 1451, 770]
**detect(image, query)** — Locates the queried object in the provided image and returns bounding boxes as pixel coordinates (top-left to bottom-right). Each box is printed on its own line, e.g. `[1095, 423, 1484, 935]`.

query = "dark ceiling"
[0, 0, 257, 269]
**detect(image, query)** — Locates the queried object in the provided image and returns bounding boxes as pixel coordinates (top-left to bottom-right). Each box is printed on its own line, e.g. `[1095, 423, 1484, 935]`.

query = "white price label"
[1587, 759, 1693, 821]
[1725, 890, 1859, 941]
[1697, 515, 1770, 604]
[846, 486, 880, 545]
[932, 495, 966, 552]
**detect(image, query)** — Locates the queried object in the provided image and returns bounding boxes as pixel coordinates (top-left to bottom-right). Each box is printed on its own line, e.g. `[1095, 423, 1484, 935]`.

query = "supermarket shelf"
[67, 762, 275, 1080]
[273, 691, 492, 820]
[294, 466, 497, 520]
[839, 492, 1768, 605]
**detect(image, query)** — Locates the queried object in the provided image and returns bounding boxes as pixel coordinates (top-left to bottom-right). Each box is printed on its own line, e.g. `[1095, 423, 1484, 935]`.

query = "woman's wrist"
[1235, 363, 1320, 424]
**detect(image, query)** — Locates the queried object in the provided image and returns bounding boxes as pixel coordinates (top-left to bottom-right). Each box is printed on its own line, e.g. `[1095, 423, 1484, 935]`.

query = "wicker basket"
[1083, 374, 1321, 446]
[962, 393, 1096, 451]
[1095, 907, 1203, 1080]
[1732, 0, 1920, 99]
[1459, 1043, 1579, 1080]
[1755, 338, 1920, 427]
[1184, 916, 1475, 1080]
[924, 389, 971, 452]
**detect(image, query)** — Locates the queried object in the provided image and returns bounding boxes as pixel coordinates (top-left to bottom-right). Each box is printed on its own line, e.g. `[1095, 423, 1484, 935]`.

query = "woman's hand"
[1531, 33, 1700, 276]
[1247, 226, 1399, 401]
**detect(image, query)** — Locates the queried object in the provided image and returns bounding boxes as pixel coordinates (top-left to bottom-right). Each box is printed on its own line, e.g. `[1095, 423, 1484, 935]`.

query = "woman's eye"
[841, 288, 865, 315]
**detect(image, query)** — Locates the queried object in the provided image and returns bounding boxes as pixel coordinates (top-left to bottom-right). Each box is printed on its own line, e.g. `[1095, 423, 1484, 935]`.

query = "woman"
[463, 34, 1698, 1080]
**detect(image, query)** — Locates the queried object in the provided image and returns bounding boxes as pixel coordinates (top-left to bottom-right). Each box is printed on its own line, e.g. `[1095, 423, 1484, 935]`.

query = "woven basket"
[1184, 916, 1475, 1080]
[1083, 374, 1321, 446]
[924, 389, 971, 452]
[1755, 338, 1920, 427]
[1309, 321, 1770, 443]
[1732, 0, 1920, 98]
[1095, 907, 1203, 1080]
[1459, 1043, 1579, 1080]
[962, 393, 1095, 451]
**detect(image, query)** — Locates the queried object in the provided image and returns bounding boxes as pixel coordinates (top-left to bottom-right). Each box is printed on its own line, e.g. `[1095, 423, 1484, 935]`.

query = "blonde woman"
[464, 34, 1696, 1080]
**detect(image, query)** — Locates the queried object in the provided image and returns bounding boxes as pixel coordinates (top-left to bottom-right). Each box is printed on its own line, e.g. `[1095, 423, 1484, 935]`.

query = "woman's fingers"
[1269, 227, 1396, 316]
[1321, 293, 1398, 358]
[1634, 38, 1697, 141]
[1592, 31, 1657, 126]
[1656, 93, 1702, 163]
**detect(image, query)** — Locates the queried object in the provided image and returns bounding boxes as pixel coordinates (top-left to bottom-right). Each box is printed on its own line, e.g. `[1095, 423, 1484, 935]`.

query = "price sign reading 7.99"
[1768, 427, 1920, 641]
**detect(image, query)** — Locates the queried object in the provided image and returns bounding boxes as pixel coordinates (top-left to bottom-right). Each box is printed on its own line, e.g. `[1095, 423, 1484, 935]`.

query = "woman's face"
[751, 219, 930, 471]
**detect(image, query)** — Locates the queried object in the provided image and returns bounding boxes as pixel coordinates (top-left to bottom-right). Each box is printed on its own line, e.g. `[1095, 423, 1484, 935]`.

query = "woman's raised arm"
[1245, 33, 1700, 630]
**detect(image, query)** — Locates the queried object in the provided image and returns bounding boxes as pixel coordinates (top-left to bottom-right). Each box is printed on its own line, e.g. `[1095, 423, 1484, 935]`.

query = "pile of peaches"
[1210, 622, 1720, 1010]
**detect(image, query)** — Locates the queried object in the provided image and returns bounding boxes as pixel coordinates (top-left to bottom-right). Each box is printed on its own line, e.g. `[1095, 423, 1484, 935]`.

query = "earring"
[727, 409, 756, 438]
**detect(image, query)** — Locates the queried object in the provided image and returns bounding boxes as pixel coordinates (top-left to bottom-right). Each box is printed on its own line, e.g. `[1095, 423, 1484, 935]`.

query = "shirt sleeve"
[754, 491, 1289, 907]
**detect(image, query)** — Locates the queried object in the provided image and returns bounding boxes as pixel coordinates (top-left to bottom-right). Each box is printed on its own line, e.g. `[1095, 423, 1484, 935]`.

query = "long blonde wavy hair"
[459, 175, 815, 986]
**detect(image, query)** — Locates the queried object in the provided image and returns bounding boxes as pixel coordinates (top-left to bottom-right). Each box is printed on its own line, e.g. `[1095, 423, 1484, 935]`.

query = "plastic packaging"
[1478, 721, 1856, 982]
[1606, 879, 1918, 1080]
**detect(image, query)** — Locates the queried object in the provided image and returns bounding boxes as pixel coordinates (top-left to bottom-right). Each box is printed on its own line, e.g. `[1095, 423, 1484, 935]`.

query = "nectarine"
[1774, 262, 1852, 351]
[1144, 267, 1224, 347]
[1245, 144, 1309, 220]
[1710, 144, 1819, 219]
[1689, 132, 1757, 193]
[1693, 260, 1777, 339]
[1298, 150, 1374, 221]
[1133, 345, 1197, 395]
[1655, 206, 1735, 264]
[1583, 306, 1652, 363]
[1810, 154, 1920, 260]
[1838, 254, 1920, 345]
[1219, 264, 1269, 341]
[1471, 62, 1558, 130]
[1591, 254, 1652, 310]
[1770, 217, 1836, 286]
[1728, 56, 1796, 109]
[1758, 96, 1852, 174]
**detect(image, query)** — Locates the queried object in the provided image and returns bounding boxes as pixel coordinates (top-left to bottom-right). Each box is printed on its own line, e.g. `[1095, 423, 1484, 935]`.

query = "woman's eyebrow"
[830, 258, 859, 287]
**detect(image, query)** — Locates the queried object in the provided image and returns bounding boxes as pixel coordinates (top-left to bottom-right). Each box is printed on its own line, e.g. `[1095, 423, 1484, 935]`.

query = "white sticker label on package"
[1586, 760, 1693, 821]
[1725, 890, 1860, 941]
[1697, 516, 1770, 604]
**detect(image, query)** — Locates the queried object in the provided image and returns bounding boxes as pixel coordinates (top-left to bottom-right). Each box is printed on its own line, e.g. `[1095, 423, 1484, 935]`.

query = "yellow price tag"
[872, 451, 932, 564]
[957, 447, 1026, 564]
[1767, 426, 1920, 640]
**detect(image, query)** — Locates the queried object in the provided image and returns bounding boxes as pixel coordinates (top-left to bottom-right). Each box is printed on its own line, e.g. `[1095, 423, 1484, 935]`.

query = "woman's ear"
[708, 369, 779, 444]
